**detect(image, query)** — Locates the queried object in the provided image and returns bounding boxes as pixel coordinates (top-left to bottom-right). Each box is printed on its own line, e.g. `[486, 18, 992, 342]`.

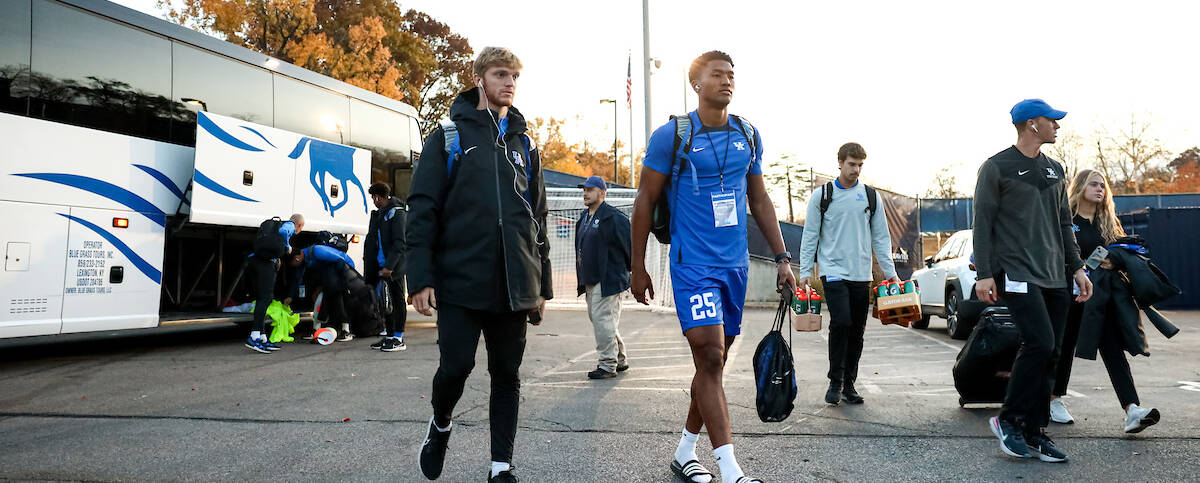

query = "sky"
[114, 0, 1200, 197]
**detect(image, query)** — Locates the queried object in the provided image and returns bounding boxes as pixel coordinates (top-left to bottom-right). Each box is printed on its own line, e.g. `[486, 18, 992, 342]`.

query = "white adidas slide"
[670, 459, 713, 482]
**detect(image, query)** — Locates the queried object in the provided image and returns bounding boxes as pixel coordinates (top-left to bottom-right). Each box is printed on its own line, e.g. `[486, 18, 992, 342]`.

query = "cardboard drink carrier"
[789, 287, 822, 332]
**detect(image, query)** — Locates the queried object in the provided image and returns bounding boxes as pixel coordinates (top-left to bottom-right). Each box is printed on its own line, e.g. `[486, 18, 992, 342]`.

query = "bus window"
[171, 43, 273, 146]
[0, 0, 30, 116]
[272, 74, 350, 143]
[349, 98, 409, 193]
[29, 0, 183, 144]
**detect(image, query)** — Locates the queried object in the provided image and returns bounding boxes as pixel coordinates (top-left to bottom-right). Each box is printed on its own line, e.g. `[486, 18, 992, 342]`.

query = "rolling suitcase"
[952, 306, 1019, 407]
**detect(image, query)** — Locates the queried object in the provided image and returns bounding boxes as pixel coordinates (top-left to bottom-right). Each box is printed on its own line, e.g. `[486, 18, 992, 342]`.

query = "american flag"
[626, 52, 632, 109]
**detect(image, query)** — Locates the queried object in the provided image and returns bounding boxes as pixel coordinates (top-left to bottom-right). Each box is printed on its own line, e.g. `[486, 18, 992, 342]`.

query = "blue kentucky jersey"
[644, 111, 763, 267]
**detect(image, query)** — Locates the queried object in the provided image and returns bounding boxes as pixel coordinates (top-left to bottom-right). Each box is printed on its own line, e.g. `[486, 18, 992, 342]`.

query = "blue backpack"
[440, 120, 535, 201]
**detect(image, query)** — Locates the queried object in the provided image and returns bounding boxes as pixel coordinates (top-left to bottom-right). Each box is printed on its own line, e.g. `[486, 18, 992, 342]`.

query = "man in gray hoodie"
[974, 99, 1092, 464]
[797, 142, 899, 406]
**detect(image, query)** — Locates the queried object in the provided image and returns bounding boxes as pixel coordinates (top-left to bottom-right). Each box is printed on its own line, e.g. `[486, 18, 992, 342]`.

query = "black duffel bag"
[753, 297, 797, 422]
[952, 306, 1019, 406]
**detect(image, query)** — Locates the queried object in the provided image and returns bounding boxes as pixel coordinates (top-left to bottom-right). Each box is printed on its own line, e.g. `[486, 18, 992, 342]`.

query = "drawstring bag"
[753, 297, 798, 422]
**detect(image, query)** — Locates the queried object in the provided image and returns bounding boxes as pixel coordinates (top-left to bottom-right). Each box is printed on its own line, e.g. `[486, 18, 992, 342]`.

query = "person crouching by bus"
[365, 182, 409, 352]
[288, 244, 358, 342]
[245, 213, 304, 354]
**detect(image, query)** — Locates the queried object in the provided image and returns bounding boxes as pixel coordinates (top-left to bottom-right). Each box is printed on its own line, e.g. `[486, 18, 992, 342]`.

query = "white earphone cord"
[481, 80, 544, 247]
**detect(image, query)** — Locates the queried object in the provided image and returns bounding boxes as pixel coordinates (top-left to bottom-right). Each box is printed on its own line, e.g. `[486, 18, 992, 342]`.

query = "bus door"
[0, 201, 70, 338]
[60, 206, 164, 333]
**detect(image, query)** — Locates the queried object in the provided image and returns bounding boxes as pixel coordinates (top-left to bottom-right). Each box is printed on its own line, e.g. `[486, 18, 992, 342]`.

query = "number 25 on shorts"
[689, 292, 718, 321]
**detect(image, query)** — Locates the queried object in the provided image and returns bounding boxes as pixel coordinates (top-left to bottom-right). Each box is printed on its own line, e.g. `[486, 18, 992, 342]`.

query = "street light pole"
[642, 0, 652, 150]
[600, 99, 618, 184]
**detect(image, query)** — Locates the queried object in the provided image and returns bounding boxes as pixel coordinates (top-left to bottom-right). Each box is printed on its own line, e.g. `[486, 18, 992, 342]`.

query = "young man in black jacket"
[410, 47, 551, 483]
[974, 99, 1092, 463]
[365, 182, 407, 352]
[575, 175, 632, 379]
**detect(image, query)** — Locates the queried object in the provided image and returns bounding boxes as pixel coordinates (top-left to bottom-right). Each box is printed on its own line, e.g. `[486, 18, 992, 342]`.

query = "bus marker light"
[113, 218, 129, 228]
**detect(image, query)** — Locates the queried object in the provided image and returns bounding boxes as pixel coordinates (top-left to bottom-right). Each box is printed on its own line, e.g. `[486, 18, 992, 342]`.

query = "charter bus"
[0, 0, 423, 339]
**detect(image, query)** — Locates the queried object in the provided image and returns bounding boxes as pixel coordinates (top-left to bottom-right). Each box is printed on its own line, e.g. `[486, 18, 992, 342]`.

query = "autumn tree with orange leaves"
[160, 0, 472, 131]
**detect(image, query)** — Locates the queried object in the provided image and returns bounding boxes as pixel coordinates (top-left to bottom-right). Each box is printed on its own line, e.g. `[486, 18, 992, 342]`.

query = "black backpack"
[752, 297, 797, 422]
[811, 181, 878, 262]
[253, 217, 287, 259]
[650, 113, 758, 245]
[317, 230, 349, 252]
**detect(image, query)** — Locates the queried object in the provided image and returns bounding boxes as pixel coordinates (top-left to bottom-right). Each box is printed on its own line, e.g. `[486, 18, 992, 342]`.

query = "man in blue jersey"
[245, 213, 303, 354]
[631, 51, 793, 483]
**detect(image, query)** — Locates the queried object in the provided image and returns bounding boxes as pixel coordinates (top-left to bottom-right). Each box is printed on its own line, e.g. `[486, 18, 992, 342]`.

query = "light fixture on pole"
[181, 98, 208, 111]
[600, 99, 618, 184]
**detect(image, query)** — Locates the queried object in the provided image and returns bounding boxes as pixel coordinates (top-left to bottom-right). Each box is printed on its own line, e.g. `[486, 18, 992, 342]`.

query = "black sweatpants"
[998, 280, 1071, 433]
[824, 278, 872, 388]
[315, 263, 348, 326]
[247, 256, 276, 333]
[430, 303, 528, 463]
[1054, 301, 1140, 408]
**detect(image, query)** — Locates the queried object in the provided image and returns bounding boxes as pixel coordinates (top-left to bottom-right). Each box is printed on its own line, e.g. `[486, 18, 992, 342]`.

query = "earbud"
[693, 84, 700, 91]
[1031, 124, 1039, 133]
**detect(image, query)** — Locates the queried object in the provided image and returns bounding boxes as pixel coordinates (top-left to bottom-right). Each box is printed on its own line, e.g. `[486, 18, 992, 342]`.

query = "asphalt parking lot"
[2, 306, 1198, 482]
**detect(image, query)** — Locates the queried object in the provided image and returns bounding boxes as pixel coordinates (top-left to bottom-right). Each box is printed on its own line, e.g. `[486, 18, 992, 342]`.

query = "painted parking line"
[1066, 389, 1089, 398]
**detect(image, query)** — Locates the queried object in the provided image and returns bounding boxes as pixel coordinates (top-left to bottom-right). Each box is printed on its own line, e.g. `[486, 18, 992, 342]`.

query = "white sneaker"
[1049, 398, 1074, 424]
[1124, 404, 1160, 433]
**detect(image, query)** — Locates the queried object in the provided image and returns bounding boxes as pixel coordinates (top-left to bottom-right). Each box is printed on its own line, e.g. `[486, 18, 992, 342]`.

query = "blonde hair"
[1068, 169, 1125, 244]
[473, 47, 522, 77]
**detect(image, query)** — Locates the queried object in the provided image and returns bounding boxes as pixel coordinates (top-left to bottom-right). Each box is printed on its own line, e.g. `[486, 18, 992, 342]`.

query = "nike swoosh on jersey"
[691, 147, 705, 152]
[1018, 170, 1030, 175]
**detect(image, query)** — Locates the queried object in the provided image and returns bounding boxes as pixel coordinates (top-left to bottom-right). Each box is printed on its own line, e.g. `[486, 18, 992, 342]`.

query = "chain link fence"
[545, 187, 674, 308]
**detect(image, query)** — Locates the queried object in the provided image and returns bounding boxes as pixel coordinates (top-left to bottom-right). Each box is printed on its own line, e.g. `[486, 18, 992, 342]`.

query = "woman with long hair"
[1049, 169, 1159, 432]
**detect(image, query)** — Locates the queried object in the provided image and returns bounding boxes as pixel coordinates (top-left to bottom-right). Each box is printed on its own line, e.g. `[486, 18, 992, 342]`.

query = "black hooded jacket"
[365, 196, 407, 277]
[406, 88, 552, 313]
[1075, 240, 1180, 359]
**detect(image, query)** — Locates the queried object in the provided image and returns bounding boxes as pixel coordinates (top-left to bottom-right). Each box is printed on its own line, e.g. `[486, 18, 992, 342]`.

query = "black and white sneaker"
[337, 330, 354, 342]
[370, 338, 386, 350]
[1124, 404, 1160, 433]
[418, 417, 451, 480]
[1026, 431, 1068, 462]
[380, 337, 406, 352]
[989, 416, 1030, 458]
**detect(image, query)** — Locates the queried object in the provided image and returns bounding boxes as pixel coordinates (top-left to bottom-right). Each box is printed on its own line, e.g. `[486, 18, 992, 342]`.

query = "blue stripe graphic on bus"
[240, 126, 276, 148]
[58, 213, 161, 284]
[193, 170, 259, 202]
[13, 173, 167, 227]
[197, 112, 262, 152]
[133, 164, 190, 206]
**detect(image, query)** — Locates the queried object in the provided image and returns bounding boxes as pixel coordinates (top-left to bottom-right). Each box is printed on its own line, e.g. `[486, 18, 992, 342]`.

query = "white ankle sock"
[490, 461, 510, 477]
[675, 429, 700, 463]
[341, 322, 351, 332]
[249, 330, 263, 341]
[713, 444, 744, 483]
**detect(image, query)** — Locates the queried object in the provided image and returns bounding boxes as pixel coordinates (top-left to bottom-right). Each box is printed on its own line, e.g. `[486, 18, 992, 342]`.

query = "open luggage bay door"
[189, 111, 371, 236]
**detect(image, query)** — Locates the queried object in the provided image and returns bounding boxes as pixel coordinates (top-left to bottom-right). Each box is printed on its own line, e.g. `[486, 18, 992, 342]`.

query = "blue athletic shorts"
[670, 264, 749, 336]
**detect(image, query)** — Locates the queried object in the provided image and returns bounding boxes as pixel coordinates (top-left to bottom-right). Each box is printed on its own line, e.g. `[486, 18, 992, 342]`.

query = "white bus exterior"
[0, 0, 422, 339]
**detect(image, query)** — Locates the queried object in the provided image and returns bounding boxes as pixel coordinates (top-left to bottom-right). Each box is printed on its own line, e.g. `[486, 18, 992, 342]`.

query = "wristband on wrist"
[774, 252, 792, 264]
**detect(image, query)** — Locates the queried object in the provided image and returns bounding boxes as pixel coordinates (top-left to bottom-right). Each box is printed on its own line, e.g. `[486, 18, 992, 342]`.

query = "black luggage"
[340, 265, 386, 336]
[952, 306, 1019, 407]
[752, 298, 797, 422]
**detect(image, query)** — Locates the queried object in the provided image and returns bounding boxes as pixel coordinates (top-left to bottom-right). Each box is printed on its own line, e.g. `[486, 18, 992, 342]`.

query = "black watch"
[774, 252, 792, 264]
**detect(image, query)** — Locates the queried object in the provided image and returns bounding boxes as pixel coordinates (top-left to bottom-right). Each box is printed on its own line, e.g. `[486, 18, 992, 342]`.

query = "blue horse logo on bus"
[196, 113, 367, 217]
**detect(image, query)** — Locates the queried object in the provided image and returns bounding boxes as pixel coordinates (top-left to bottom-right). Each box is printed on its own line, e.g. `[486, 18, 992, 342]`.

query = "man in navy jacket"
[575, 176, 632, 379]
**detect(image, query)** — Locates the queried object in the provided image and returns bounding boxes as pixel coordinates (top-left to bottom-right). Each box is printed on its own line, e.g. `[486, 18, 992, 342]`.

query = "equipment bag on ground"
[753, 297, 798, 422]
[952, 306, 1019, 406]
[340, 265, 386, 336]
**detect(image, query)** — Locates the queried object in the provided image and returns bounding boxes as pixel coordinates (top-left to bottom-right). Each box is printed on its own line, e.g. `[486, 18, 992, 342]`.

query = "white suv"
[911, 230, 977, 338]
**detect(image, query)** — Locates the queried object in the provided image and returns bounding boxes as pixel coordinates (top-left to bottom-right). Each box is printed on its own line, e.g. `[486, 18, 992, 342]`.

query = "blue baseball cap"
[1010, 99, 1067, 123]
[577, 175, 607, 190]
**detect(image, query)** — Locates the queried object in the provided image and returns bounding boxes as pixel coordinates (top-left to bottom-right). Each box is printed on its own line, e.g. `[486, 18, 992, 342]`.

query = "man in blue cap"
[575, 175, 632, 379]
[974, 99, 1092, 463]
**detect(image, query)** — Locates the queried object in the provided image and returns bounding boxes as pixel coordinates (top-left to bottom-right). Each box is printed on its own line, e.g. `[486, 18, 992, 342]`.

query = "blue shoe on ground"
[244, 337, 271, 354]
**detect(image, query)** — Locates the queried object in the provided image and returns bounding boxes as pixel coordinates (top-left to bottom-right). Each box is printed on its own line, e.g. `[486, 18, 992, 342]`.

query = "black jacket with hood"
[406, 88, 552, 313]
[365, 196, 407, 278]
[1076, 239, 1180, 359]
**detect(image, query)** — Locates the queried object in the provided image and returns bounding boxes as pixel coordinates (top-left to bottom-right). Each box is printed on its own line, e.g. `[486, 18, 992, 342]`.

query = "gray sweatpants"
[585, 284, 626, 372]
